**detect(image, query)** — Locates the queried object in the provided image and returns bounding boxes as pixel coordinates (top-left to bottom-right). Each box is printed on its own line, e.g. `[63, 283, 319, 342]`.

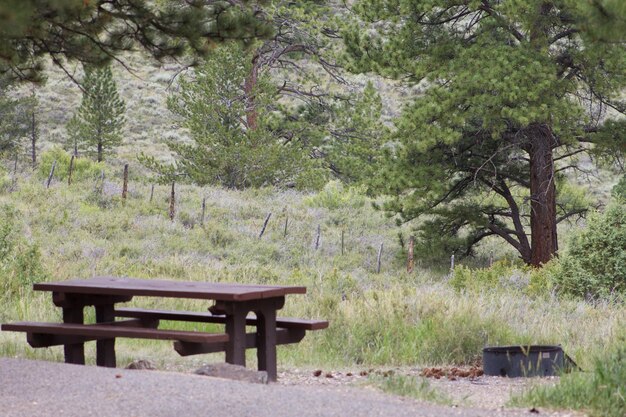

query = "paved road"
[0, 358, 560, 417]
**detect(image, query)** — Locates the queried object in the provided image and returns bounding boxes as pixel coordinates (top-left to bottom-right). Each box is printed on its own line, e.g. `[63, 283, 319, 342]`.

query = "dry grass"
[0, 173, 623, 374]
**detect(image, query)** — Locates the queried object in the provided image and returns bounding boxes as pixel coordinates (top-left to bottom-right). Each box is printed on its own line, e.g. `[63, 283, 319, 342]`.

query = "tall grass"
[0, 172, 624, 377]
[511, 342, 626, 417]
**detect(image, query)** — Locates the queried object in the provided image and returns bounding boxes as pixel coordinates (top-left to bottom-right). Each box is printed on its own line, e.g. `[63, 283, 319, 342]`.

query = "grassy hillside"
[13, 53, 407, 175]
[2, 53, 623, 397]
[0, 168, 623, 373]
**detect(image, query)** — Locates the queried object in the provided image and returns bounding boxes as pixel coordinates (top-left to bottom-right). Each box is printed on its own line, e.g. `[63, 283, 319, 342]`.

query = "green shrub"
[512, 341, 626, 417]
[12, 243, 47, 288]
[527, 259, 560, 295]
[612, 175, 626, 199]
[0, 205, 48, 296]
[38, 147, 105, 183]
[0, 165, 11, 192]
[0, 204, 17, 261]
[552, 202, 625, 297]
[304, 180, 367, 210]
[449, 260, 526, 292]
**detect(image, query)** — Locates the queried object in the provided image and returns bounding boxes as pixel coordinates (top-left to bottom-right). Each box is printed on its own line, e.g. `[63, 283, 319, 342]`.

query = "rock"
[125, 359, 157, 370]
[194, 363, 268, 384]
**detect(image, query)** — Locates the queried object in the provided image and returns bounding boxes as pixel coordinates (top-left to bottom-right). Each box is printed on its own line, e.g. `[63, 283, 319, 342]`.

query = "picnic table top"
[33, 276, 307, 302]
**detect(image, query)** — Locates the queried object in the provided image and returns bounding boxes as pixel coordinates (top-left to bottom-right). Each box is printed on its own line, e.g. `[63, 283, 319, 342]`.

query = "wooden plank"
[22, 319, 151, 347]
[225, 305, 247, 367]
[114, 308, 329, 331]
[174, 328, 306, 356]
[34, 277, 306, 301]
[2, 322, 229, 344]
[62, 306, 84, 365]
[95, 304, 116, 367]
[256, 309, 277, 380]
[52, 293, 133, 308]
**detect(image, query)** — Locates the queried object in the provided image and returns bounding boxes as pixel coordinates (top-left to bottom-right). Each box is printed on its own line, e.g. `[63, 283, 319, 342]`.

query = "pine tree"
[67, 66, 126, 162]
[0, 0, 272, 83]
[140, 43, 312, 189]
[0, 76, 30, 157]
[343, 0, 626, 266]
[326, 81, 388, 184]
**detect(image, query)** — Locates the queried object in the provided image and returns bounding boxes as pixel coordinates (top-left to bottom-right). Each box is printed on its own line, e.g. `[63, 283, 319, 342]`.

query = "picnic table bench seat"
[114, 307, 329, 330]
[113, 307, 328, 357]
[1, 321, 229, 348]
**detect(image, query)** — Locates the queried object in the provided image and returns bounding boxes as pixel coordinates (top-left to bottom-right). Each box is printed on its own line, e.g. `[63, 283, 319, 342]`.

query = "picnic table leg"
[255, 308, 277, 382]
[62, 307, 85, 365]
[225, 304, 247, 367]
[95, 304, 116, 367]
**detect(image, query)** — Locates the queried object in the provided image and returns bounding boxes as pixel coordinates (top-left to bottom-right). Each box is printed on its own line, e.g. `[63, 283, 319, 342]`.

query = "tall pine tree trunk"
[97, 126, 103, 162]
[525, 4, 558, 267]
[528, 123, 558, 266]
[30, 109, 37, 167]
[244, 53, 260, 131]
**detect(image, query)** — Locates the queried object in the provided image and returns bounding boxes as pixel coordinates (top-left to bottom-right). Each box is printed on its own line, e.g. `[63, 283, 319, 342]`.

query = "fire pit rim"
[482, 345, 562, 354]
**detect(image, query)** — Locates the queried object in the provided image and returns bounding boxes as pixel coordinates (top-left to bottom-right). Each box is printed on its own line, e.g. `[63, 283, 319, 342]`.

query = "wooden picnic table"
[2, 276, 327, 381]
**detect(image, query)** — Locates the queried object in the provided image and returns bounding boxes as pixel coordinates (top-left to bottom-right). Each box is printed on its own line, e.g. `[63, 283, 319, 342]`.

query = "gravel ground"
[277, 367, 563, 410]
[0, 359, 584, 417]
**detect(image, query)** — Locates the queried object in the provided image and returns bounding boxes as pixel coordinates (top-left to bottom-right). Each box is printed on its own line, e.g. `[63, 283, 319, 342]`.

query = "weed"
[368, 374, 452, 405]
[511, 341, 626, 417]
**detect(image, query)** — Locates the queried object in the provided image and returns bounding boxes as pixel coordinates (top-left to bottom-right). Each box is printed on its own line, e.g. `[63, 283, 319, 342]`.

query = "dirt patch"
[278, 366, 576, 413]
[420, 366, 484, 380]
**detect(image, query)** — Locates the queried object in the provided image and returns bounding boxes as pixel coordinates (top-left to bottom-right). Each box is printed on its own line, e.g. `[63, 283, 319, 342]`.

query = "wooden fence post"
[283, 214, 288, 238]
[259, 212, 272, 239]
[377, 243, 383, 273]
[407, 236, 415, 273]
[315, 225, 321, 250]
[341, 230, 345, 255]
[121, 163, 129, 200]
[200, 197, 206, 226]
[46, 160, 56, 189]
[149, 184, 155, 203]
[169, 181, 176, 221]
[67, 155, 75, 186]
[11, 154, 18, 190]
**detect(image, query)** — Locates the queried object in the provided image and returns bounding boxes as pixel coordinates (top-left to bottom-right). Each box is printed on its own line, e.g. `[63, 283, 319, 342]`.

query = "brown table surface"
[33, 276, 307, 302]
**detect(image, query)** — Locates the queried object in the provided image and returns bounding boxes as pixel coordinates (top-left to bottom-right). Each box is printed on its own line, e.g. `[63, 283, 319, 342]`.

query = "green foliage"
[304, 180, 367, 210]
[0, 164, 11, 192]
[0, 0, 272, 83]
[450, 260, 526, 292]
[0, 204, 48, 296]
[580, 0, 626, 42]
[326, 81, 389, 184]
[551, 202, 626, 297]
[612, 175, 626, 199]
[527, 259, 560, 296]
[343, 0, 625, 265]
[38, 147, 105, 183]
[0, 76, 30, 156]
[141, 43, 314, 189]
[512, 341, 626, 417]
[66, 65, 126, 162]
